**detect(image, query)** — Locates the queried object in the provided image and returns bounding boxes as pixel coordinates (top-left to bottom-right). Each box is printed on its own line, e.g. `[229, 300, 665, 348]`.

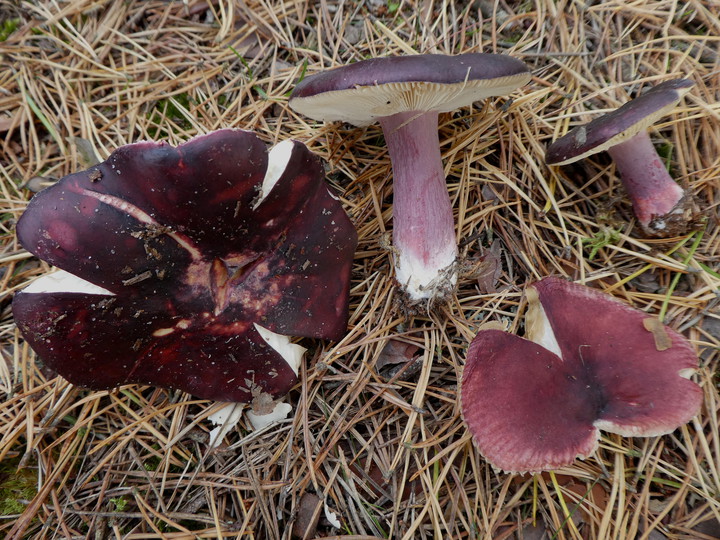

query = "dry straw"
[0, 0, 718, 538]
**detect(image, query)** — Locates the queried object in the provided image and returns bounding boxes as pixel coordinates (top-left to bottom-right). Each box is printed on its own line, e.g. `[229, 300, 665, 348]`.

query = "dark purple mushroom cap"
[13, 129, 357, 403]
[461, 276, 702, 473]
[289, 53, 531, 126]
[546, 79, 694, 165]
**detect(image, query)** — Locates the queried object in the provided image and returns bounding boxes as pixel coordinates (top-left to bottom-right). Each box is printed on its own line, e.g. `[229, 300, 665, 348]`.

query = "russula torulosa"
[13, 129, 357, 404]
[461, 277, 702, 474]
[289, 53, 530, 308]
[546, 79, 697, 237]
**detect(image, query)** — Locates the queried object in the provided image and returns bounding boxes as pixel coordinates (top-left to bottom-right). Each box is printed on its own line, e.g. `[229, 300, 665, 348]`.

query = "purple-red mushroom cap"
[289, 53, 530, 306]
[461, 277, 702, 474]
[288, 53, 532, 126]
[13, 129, 357, 403]
[545, 79, 697, 237]
[545, 78, 694, 165]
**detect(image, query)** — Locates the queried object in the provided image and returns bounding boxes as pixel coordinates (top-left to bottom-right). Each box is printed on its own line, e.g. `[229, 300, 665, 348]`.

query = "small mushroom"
[289, 53, 530, 308]
[461, 277, 702, 474]
[546, 79, 698, 237]
[13, 129, 357, 403]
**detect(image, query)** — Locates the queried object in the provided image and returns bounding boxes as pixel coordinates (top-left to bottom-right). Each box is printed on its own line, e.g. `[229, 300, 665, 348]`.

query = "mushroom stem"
[607, 131, 687, 231]
[379, 110, 458, 304]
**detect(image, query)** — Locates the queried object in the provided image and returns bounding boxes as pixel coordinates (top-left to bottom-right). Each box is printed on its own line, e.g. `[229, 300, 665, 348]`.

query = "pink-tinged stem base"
[608, 131, 688, 234]
[379, 111, 458, 304]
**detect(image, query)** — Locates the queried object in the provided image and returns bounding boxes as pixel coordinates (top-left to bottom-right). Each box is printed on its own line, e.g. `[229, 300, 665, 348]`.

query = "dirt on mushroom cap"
[13, 130, 358, 403]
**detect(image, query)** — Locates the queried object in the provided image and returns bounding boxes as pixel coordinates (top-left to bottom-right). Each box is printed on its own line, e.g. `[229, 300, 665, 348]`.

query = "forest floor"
[0, 1, 718, 538]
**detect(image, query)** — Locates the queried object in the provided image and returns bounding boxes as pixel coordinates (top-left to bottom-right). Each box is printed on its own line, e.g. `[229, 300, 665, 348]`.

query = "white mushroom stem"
[379, 110, 458, 303]
[607, 131, 686, 227]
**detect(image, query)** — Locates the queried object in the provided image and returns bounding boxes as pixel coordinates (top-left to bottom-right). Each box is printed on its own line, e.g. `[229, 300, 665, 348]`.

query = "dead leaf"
[22, 176, 57, 193]
[230, 33, 261, 60]
[0, 114, 15, 132]
[476, 239, 503, 293]
[690, 518, 720, 539]
[271, 59, 292, 76]
[701, 316, 720, 340]
[376, 339, 421, 381]
[630, 272, 661, 293]
[291, 492, 322, 539]
[478, 321, 507, 332]
[643, 318, 672, 351]
[514, 523, 548, 540]
[347, 455, 422, 501]
[527, 473, 609, 524]
[481, 183, 500, 202]
[250, 384, 275, 415]
[66, 136, 100, 167]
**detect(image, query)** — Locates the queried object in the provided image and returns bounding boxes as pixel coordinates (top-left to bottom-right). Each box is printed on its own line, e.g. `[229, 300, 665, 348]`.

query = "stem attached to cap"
[379, 110, 459, 306]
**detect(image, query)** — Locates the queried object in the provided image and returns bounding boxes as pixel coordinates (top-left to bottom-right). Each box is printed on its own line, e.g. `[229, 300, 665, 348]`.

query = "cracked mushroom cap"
[545, 78, 694, 165]
[460, 277, 702, 474]
[13, 129, 357, 402]
[289, 53, 531, 126]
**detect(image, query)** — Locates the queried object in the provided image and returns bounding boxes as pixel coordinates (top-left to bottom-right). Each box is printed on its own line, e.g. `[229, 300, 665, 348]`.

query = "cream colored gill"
[291, 72, 531, 127]
[524, 286, 562, 359]
[550, 86, 693, 166]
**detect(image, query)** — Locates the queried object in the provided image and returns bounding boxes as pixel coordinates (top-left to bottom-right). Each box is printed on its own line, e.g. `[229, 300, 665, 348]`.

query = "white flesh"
[22, 269, 114, 296]
[246, 402, 293, 430]
[395, 245, 458, 302]
[253, 140, 295, 209]
[253, 323, 305, 375]
[208, 402, 245, 447]
[523, 286, 563, 359]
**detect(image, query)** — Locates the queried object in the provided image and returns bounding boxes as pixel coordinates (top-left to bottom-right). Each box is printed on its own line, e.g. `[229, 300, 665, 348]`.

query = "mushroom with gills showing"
[460, 277, 703, 474]
[289, 53, 530, 309]
[546, 78, 698, 237]
[12, 129, 357, 410]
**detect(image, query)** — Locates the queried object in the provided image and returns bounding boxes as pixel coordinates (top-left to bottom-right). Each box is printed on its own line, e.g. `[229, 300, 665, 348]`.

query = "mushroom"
[13, 129, 357, 405]
[460, 277, 702, 474]
[546, 79, 698, 237]
[289, 53, 530, 308]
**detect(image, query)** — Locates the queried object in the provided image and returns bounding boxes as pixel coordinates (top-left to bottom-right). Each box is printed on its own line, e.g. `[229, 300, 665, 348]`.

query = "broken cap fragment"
[546, 79, 697, 237]
[290, 53, 530, 307]
[461, 276, 702, 474]
[13, 129, 357, 403]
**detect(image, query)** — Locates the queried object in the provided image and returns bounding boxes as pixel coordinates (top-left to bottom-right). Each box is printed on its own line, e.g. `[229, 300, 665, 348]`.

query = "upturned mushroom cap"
[289, 53, 531, 126]
[13, 129, 357, 403]
[546, 78, 694, 165]
[461, 277, 702, 474]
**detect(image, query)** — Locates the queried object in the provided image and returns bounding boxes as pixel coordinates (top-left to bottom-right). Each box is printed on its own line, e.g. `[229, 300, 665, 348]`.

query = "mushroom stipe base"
[643, 191, 701, 237]
[393, 258, 460, 315]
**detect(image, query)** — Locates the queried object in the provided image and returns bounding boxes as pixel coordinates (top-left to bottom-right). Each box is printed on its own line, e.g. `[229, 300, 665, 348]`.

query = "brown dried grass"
[0, 0, 718, 538]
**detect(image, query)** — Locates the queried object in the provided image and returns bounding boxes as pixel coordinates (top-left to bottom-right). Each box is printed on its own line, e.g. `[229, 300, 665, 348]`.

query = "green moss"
[110, 496, 128, 512]
[0, 458, 39, 516]
[0, 18, 20, 41]
[143, 455, 161, 471]
[582, 227, 621, 260]
[145, 93, 194, 138]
